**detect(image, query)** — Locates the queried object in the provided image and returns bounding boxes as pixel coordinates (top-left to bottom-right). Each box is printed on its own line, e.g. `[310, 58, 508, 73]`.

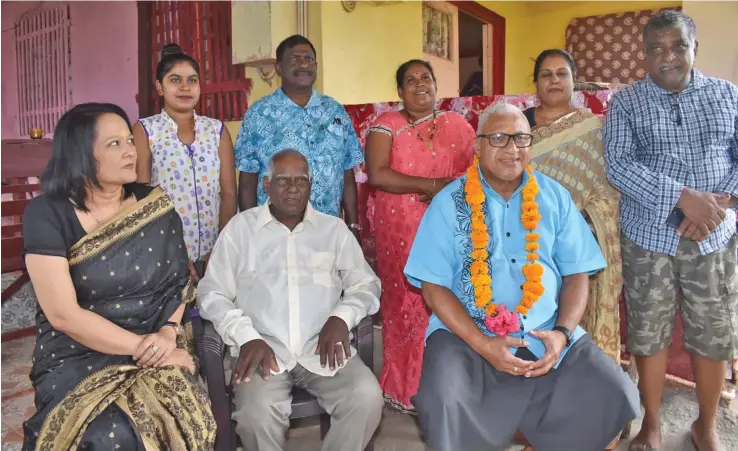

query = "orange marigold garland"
[464, 157, 545, 335]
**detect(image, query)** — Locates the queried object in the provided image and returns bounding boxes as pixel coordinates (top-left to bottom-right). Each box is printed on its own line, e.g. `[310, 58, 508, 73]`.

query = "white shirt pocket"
[311, 251, 335, 287]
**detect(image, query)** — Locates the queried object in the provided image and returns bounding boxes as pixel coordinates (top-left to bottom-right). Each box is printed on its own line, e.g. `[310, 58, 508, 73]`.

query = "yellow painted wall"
[231, 0, 295, 101]
[423, 1, 461, 98]
[476, 1, 529, 94]
[481, 1, 681, 93]
[307, 0, 325, 93]
[682, 1, 738, 84]
[319, 1, 423, 105]
[230, 0, 687, 114]
[228, 0, 323, 136]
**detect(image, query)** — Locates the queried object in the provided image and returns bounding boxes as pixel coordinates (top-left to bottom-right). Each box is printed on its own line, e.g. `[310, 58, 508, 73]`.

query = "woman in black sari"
[22, 103, 215, 450]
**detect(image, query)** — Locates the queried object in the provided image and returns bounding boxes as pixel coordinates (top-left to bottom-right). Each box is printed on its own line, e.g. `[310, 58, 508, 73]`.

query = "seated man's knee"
[233, 385, 291, 430]
[362, 377, 385, 414]
[346, 367, 384, 419]
[578, 341, 640, 414]
[415, 333, 470, 414]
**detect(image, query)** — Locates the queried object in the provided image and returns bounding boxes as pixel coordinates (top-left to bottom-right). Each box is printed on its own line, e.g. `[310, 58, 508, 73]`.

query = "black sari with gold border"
[22, 187, 215, 451]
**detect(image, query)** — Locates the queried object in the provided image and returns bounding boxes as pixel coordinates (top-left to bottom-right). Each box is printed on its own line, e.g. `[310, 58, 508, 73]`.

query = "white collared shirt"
[197, 203, 380, 376]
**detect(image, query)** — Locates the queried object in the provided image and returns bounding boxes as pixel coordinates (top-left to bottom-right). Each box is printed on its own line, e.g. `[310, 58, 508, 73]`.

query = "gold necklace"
[403, 110, 438, 153]
[88, 190, 125, 225]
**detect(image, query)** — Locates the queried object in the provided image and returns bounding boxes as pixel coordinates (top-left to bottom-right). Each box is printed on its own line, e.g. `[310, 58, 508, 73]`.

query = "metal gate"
[15, 5, 72, 135]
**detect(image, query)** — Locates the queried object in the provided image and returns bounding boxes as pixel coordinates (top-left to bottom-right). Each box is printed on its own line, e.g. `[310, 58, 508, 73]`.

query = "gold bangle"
[163, 321, 181, 336]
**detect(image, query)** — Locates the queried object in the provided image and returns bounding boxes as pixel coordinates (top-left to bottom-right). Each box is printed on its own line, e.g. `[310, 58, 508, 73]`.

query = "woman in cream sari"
[22, 103, 215, 450]
[520, 50, 624, 451]
[529, 112, 622, 364]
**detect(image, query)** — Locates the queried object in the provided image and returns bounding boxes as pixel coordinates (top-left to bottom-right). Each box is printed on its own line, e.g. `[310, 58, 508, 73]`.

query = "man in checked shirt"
[605, 10, 738, 451]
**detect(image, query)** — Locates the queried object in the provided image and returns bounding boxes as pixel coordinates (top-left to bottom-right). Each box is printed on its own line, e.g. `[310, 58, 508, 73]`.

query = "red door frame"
[449, 1, 506, 96]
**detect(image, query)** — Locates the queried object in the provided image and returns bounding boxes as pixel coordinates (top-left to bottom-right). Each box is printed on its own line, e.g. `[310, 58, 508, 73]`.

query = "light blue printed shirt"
[404, 167, 607, 367]
[234, 88, 364, 217]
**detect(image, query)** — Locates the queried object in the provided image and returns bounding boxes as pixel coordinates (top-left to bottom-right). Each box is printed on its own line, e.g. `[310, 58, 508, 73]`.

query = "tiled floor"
[3, 333, 737, 451]
[1, 336, 35, 451]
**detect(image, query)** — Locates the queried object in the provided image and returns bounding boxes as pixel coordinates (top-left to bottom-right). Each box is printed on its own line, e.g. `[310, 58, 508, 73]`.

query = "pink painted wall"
[1, 1, 139, 139]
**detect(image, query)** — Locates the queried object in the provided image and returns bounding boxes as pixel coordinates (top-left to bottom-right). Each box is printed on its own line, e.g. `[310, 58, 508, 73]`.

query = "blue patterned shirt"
[604, 70, 738, 256]
[404, 168, 606, 368]
[234, 88, 364, 216]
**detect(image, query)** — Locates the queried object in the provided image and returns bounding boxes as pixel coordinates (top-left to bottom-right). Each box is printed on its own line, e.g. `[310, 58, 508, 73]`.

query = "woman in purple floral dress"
[134, 44, 237, 280]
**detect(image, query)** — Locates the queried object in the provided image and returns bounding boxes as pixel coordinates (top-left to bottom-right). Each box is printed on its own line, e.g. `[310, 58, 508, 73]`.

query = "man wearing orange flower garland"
[405, 104, 639, 451]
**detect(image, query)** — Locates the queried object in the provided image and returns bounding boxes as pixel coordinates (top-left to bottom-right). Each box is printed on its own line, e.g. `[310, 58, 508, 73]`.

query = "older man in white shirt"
[198, 149, 383, 451]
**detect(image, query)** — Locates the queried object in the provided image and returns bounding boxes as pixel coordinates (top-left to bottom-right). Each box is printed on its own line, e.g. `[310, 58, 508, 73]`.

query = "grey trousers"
[231, 356, 383, 451]
[413, 331, 640, 451]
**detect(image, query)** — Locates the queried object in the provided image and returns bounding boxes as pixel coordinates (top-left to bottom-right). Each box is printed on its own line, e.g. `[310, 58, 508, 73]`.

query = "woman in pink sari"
[365, 60, 475, 411]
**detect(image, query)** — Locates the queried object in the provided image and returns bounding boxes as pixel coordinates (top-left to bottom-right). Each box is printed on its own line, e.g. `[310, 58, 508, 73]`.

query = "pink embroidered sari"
[368, 110, 475, 410]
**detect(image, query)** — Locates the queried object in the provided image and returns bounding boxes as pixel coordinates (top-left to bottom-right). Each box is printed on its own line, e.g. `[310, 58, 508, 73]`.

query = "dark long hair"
[395, 59, 436, 90]
[533, 49, 577, 82]
[156, 43, 200, 83]
[41, 103, 134, 212]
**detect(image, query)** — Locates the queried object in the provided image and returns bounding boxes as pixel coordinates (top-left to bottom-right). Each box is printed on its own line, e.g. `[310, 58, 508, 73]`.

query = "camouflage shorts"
[621, 235, 738, 361]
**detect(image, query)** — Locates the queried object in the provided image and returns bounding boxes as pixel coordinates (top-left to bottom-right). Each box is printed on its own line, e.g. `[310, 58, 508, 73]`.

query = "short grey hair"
[477, 103, 527, 134]
[643, 10, 696, 43]
[266, 149, 311, 180]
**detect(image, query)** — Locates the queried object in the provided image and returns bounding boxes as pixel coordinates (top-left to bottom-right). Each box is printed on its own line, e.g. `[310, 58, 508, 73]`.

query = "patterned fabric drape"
[565, 7, 681, 85]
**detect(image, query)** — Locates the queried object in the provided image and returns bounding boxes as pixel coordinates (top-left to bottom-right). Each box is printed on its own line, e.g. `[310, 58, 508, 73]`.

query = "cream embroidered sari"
[529, 110, 622, 365]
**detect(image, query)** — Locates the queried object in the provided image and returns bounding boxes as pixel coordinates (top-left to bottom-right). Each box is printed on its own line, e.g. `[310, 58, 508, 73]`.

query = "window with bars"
[14, 6, 72, 136]
[139, 1, 251, 121]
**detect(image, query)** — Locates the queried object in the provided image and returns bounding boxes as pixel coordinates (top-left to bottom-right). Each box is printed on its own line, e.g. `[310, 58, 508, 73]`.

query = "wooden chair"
[192, 312, 375, 451]
[1, 139, 51, 308]
[1, 182, 39, 304]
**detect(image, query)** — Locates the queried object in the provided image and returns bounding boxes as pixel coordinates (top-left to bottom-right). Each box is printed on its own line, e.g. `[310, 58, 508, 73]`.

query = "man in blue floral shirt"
[234, 35, 364, 239]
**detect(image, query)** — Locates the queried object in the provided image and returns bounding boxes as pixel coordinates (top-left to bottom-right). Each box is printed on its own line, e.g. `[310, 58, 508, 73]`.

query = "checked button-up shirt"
[604, 70, 738, 256]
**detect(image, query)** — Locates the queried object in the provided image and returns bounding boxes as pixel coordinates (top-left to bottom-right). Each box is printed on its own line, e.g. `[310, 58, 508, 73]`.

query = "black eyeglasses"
[476, 133, 533, 148]
[668, 94, 682, 126]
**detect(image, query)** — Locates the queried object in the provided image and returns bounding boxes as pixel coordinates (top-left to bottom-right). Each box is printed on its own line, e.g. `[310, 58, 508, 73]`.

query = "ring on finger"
[513, 366, 518, 373]
[151, 345, 160, 354]
[334, 342, 343, 346]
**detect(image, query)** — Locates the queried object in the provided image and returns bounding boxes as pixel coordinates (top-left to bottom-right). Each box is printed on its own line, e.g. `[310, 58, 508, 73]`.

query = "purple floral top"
[139, 110, 223, 261]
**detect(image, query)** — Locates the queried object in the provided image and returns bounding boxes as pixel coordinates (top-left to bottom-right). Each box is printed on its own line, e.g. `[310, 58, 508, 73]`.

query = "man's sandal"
[689, 430, 725, 451]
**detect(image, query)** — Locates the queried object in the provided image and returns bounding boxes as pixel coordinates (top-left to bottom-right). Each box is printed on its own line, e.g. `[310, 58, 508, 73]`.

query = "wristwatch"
[553, 325, 573, 347]
[349, 223, 363, 232]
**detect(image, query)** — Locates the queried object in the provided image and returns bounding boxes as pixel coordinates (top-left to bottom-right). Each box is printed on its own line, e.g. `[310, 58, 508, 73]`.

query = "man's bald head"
[267, 149, 310, 180]
[264, 149, 312, 219]
[477, 103, 530, 135]
[473, 103, 533, 188]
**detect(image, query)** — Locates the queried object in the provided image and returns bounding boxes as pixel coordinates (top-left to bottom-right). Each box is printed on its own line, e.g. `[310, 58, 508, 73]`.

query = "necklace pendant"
[424, 141, 432, 151]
